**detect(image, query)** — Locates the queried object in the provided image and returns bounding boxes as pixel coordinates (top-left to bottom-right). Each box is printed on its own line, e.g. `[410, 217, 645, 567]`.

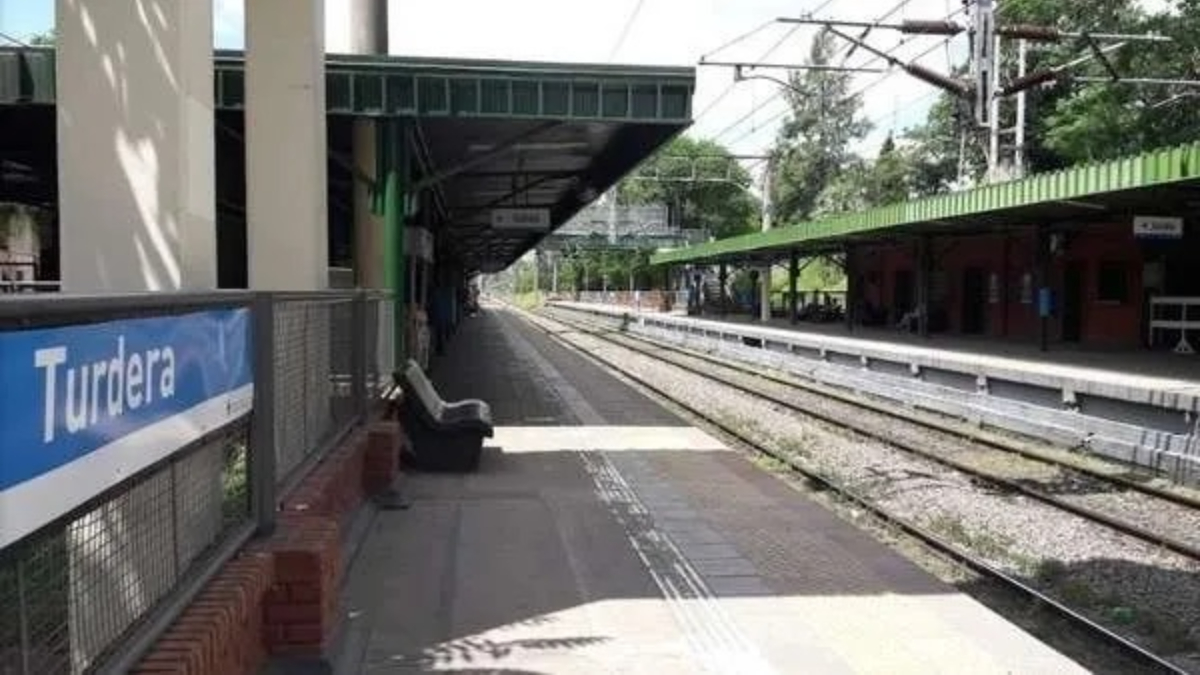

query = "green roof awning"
[652, 142, 1200, 266]
[0, 46, 695, 273]
[0, 47, 693, 124]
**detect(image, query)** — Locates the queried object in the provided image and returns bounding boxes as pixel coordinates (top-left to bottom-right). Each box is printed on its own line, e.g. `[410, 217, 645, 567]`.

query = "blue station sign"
[0, 308, 253, 548]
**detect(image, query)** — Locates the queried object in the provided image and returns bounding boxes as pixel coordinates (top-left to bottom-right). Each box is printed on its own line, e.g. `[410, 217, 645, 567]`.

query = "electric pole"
[759, 158, 774, 323]
[713, 7, 1181, 185]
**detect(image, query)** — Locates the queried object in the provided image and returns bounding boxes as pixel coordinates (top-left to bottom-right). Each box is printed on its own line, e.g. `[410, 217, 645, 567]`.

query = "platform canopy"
[651, 142, 1200, 266]
[0, 47, 695, 273]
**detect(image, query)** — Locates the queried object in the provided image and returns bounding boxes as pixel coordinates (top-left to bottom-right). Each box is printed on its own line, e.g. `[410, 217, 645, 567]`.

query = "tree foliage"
[27, 30, 55, 46]
[619, 135, 759, 240]
[771, 29, 872, 223]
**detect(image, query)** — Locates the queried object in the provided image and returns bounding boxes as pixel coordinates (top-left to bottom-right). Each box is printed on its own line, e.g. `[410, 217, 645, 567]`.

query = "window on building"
[1097, 262, 1129, 303]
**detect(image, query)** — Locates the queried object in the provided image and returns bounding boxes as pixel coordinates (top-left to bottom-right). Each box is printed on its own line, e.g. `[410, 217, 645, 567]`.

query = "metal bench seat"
[399, 360, 493, 472]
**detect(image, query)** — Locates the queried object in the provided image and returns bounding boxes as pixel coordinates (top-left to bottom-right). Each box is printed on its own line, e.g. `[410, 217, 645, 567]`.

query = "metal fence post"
[250, 294, 278, 537]
[352, 290, 370, 421]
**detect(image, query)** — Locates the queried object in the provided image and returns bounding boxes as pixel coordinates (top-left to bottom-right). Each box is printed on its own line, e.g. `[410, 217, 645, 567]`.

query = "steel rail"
[540, 307, 1200, 564]
[512, 303, 1186, 675]
[549, 305, 1200, 512]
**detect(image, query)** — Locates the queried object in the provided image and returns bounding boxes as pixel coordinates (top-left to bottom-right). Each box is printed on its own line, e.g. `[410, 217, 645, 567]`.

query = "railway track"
[542, 305, 1200, 563]
[509, 302, 1191, 675]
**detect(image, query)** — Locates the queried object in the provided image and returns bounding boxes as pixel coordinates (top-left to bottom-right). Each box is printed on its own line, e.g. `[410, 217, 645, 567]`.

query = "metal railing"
[0, 289, 396, 674]
[0, 280, 61, 294]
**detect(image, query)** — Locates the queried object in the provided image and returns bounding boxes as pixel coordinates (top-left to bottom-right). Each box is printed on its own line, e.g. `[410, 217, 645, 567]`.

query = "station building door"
[1062, 262, 1085, 343]
[961, 267, 987, 334]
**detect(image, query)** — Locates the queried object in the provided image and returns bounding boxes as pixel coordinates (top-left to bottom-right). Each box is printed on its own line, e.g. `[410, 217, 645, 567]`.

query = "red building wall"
[853, 222, 1144, 348]
[1057, 222, 1144, 347]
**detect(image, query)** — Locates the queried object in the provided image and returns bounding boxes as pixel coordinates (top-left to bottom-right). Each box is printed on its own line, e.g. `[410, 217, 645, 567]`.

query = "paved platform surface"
[561, 301, 1200, 397]
[336, 306, 1087, 674]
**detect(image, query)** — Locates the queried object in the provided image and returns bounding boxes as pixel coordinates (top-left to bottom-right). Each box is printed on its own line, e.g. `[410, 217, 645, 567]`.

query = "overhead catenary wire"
[695, 23, 806, 122]
[695, 0, 840, 123]
[608, 0, 649, 61]
[0, 31, 32, 48]
[707, 0, 930, 133]
[723, 29, 963, 151]
[712, 4, 971, 146]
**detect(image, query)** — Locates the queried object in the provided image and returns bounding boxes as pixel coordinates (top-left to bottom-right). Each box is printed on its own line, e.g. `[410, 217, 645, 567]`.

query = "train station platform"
[552, 300, 1200, 482]
[331, 304, 1087, 674]
[557, 301, 1200, 398]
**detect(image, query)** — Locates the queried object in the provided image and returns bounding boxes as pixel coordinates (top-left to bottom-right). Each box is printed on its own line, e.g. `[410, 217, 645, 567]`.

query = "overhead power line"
[710, 4, 971, 145]
[608, 0, 648, 61]
[695, 0, 840, 123]
[0, 31, 32, 48]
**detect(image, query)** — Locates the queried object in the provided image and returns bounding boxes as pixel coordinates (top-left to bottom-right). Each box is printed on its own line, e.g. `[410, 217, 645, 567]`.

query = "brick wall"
[133, 552, 273, 674]
[133, 418, 404, 674]
[856, 224, 1146, 347]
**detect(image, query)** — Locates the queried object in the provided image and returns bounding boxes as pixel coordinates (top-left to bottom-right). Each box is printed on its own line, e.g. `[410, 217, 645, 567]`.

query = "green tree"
[620, 135, 759, 239]
[900, 90, 985, 194]
[864, 134, 911, 206]
[772, 29, 871, 223]
[990, 0, 1168, 169]
[28, 30, 55, 46]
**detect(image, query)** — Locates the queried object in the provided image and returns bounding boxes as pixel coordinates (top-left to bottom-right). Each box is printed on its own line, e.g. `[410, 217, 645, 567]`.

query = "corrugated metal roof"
[651, 142, 1200, 265]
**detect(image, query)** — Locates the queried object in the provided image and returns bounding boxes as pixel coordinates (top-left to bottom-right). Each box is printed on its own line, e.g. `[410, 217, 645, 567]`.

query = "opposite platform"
[334, 305, 1087, 674]
[552, 301, 1200, 479]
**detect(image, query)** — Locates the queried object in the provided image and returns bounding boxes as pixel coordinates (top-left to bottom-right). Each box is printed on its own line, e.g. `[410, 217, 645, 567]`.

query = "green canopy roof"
[0, 46, 695, 273]
[652, 142, 1200, 266]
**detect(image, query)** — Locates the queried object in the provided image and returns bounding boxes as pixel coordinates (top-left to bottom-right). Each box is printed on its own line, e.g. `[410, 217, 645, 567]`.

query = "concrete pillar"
[245, 0, 328, 290]
[349, 0, 388, 53]
[353, 122, 383, 288]
[56, 0, 216, 292]
[56, 3, 219, 668]
[338, 0, 387, 290]
[760, 265, 772, 322]
[381, 120, 408, 357]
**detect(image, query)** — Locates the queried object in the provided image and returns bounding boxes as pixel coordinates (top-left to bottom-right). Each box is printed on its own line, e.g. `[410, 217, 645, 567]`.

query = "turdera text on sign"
[0, 308, 253, 548]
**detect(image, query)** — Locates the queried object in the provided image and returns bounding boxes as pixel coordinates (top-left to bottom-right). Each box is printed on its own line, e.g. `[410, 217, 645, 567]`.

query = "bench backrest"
[404, 360, 446, 418]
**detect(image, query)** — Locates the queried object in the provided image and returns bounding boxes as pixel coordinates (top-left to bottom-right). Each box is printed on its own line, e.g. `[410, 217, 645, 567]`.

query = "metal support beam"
[844, 245, 856, 332]
[250, 294, 277, 536]
[701, 59, 887, 73]
[451, 174, 571, 217]
[718, 263, 728, 317]
[1036, 225, 1050, 352]
[916, 235, 931, 338]
[788, 249, 799, 325]
[382, 119, 409, 359]
[412, 121, 561, 192]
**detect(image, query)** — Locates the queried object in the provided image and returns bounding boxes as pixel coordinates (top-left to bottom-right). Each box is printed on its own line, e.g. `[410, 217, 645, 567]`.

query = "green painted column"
[379, 119, 408, 360]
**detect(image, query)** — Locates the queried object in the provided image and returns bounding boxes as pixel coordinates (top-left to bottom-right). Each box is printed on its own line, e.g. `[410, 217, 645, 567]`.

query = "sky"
[0, 0, 1179, 177]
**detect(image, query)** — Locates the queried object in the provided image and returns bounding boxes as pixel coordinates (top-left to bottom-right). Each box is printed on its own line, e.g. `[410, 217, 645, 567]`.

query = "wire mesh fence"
[273, 298, 344, 485]
[0, 424, 249, 675]
[0, 288, 394, 674]
[368, 293, 397, 397]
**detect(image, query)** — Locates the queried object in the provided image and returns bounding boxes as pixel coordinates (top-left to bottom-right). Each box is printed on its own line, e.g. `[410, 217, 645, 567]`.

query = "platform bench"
[399, 359, 494, 472]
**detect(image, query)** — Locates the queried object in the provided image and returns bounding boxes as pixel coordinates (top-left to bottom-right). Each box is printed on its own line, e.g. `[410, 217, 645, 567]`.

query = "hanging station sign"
[1133, 215, 1184, 239]
[491, 208, 551, 231]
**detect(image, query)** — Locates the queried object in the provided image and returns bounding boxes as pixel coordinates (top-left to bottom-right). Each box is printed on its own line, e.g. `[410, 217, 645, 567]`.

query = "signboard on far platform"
[0, 309, 253, 548]
[1133, 215, 1184, 239]
[492, 208, 551, 231]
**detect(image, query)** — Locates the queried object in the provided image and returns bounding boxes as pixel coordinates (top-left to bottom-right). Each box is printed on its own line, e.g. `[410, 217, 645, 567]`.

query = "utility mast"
[707, 3, 1184, 185]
